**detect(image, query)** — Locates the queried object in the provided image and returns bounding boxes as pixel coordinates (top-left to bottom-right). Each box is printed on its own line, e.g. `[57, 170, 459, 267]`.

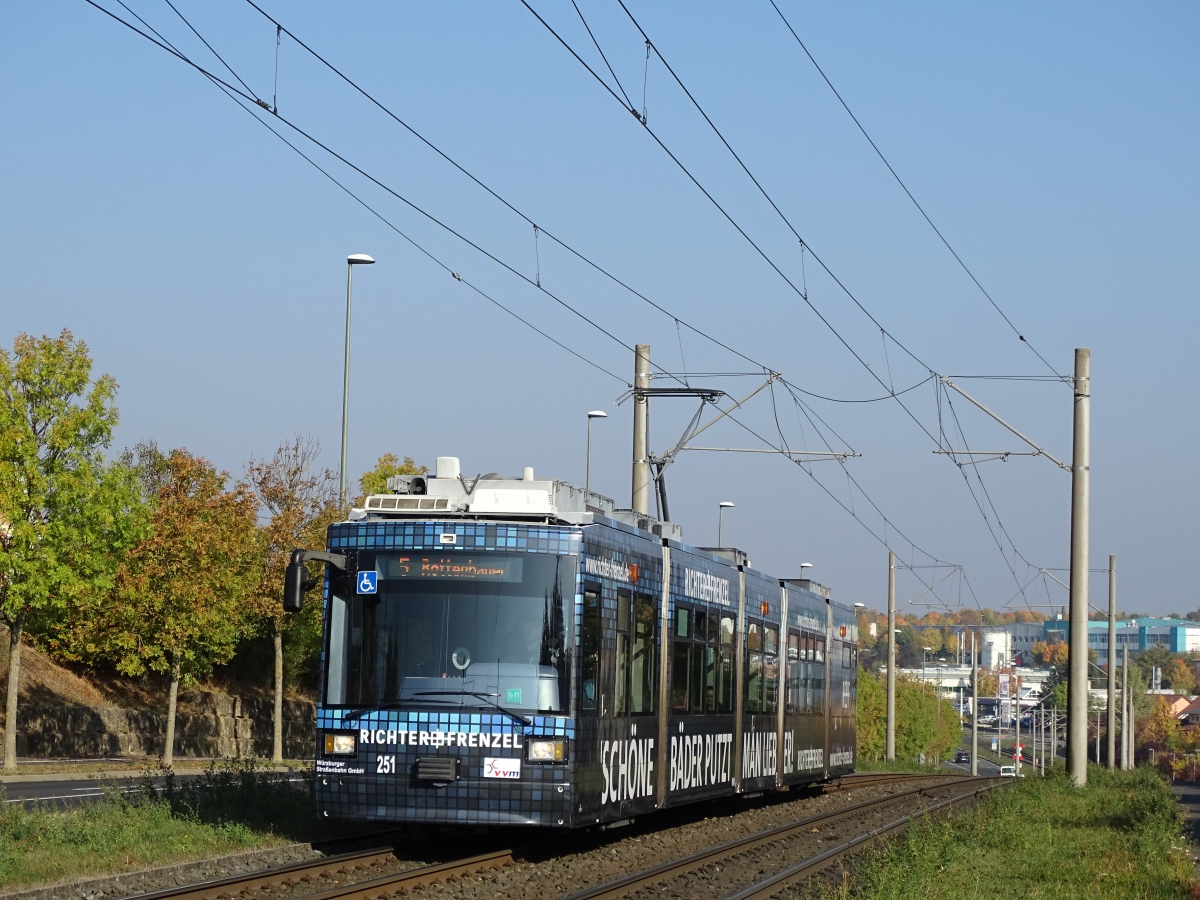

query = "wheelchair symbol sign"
[357, 571, 378, 594]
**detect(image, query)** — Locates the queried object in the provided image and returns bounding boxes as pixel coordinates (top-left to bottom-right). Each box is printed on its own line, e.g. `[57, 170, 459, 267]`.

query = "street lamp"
[340, 253, 375, 508]
[717, 501, 735, 546]
[585, 410, 607, 496]
[922, 646, 934, 691]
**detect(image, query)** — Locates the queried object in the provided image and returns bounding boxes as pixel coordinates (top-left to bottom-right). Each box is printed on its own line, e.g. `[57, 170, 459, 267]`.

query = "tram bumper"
[315, 730, 574, 828]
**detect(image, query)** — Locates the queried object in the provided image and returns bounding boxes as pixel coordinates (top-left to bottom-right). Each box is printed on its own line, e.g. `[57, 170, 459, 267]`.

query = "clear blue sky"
[3, 2, 1196, 617]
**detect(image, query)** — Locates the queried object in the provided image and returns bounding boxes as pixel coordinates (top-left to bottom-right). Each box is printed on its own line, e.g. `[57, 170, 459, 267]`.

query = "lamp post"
[340, 253, 375, 508]
[717, 501, 735, 546]
[585, 410, 608, 496]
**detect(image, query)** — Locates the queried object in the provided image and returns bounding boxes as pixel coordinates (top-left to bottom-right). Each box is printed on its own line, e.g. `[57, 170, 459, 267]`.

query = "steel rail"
[132, 840, 514, 900]
[834, 772, 962, 786]
[130, 844, 405, 900]
[561, 776, 989, 900]
[727, 780, 1006, 900]
[298, 848, 515, 899]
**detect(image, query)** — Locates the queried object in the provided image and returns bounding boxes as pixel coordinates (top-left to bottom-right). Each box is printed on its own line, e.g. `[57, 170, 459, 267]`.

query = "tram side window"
[671, 606, 713, 714]
[630, 592, 657, 714]
[812, 638, 826, 714]
[616, 589, 632, 715]
[842, 644, 852, 668]
[581, 584, 601, 714]
[764, 626, 779, 715]
[786, 631, 802, 714]
[691, 609, 707, 712]
[671, 606, 691, 713]
[718, 614, 735, 713]
[745, 621, 763, 714]
[801, 635, 813, 714]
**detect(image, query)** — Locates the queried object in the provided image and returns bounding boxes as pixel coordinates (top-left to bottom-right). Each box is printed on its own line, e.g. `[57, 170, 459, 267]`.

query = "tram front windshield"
[325, 551, 572, 714]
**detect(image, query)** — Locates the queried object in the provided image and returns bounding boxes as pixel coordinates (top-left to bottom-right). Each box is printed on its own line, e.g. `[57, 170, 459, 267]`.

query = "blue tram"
[285, 457, 857, 828]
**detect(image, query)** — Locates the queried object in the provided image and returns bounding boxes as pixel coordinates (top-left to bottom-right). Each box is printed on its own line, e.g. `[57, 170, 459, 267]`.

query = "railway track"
[132, 840, 513, 900]
[136, 772, 973, 900]
[561, 775, 1003, 900]
[831, 771, 964, 788]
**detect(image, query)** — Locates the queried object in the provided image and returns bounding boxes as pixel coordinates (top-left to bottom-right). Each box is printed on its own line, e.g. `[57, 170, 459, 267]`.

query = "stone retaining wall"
[14, 692, 315, 759]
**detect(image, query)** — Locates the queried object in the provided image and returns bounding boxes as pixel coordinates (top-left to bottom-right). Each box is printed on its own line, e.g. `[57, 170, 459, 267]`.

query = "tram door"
[575, 556, 662, 825]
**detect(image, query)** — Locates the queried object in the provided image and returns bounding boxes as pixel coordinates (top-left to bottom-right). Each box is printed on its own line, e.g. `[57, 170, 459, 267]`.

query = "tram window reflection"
[616, 589, 632, 716]
[786, 632, 801, 714]
[745, 621, 763, 714]
[631, 592, 657, 713]
[582, 585, 601, 714]
[328, 552, 572, 714]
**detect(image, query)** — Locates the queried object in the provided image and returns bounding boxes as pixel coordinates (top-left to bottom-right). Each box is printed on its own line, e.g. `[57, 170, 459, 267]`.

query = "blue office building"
[1041, 617, 1200, 666]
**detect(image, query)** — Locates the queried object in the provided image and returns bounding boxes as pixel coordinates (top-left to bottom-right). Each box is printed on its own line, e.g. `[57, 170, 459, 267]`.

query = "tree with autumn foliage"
[103, 449, 261, 765]
[245, 435, 339, 762]
[0, 331, 144, 771]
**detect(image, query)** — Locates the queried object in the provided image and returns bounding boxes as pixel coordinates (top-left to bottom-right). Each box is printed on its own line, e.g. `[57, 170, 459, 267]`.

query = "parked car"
[954, 750, 971, 763]
[978, 714, 998, 726]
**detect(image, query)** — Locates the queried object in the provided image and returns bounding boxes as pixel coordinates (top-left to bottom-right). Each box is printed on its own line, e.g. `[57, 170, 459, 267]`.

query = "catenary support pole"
[631, 344, 651, 514]
[1121, 642, 1128, 769]
[1107, 555, 1117, 769]
[1016, 692, 1022, 771]
[1067, 348, 1091, 786]
[886, 551, 896, 762]
[971, 628, 978, 776]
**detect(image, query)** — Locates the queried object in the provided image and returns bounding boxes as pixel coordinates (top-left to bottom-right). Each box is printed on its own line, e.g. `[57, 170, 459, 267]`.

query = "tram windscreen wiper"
[336, 698, 453, 721]
[414, 690, 532, 726]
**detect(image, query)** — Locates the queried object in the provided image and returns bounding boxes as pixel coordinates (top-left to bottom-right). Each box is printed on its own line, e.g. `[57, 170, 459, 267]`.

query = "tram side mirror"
[283, 561, 311, 613]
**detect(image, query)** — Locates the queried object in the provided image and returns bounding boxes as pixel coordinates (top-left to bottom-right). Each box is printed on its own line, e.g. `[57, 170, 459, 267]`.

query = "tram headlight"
[324, 733, 358, 756]
[525, 738, 567, 763]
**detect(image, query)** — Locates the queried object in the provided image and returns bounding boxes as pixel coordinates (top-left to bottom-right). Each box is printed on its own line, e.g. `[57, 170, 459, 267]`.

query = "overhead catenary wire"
[528, 0, 1064, 595]
[768, 0, 1063, 379]
[89, 0, 648, 364]
[569, 0, 636, 114]
[519, 0, 945, 449]
[938, 383, 1043, 610]
[97, 0, 1020, 616]
[159, 0, 259, 102]
[243, 0, 944, 410]
[89, 0, 628, 386]
[613, 0, 946, 383]
[712, 386, 966, 609]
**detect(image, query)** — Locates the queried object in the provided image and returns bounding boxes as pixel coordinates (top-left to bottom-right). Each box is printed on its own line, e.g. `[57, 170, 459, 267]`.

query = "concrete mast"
[1067, 348, 1091, 786]
[1107, 555, 1117, 769]
[886, 551, 896, 762]
[632, 344, 651, 514]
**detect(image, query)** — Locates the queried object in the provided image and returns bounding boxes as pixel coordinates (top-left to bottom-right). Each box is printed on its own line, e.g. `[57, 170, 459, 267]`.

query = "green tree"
[355, 454, 426, 504]
[245, 435, 338, 761]
[856, 665, 885, 760]
[0, 331, 142, 771]
[894, 675, 936, 762]
[104, 450, 261, 765]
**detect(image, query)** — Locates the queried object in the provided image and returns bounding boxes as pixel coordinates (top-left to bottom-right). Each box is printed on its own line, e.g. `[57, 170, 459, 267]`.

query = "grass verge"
[0, 759, 331, 891]
[798, 767, 1195, 899]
